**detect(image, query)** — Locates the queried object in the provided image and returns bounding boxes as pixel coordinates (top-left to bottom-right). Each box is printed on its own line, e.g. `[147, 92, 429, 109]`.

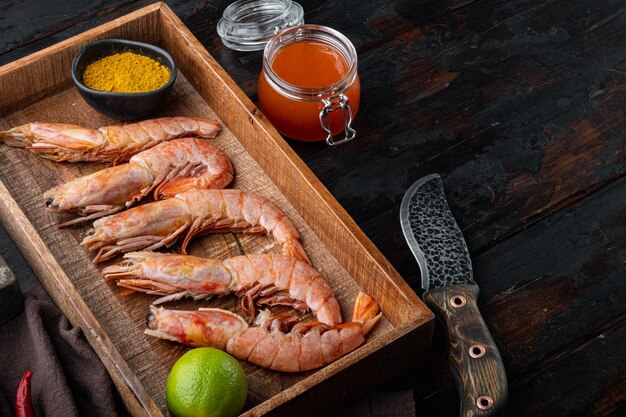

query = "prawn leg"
[2, 117, 222, 163]
[145, 292, 381, 372]
[44, 138, 233, 226]
[103, 253, 343, 325]
[57, 206, 123, 228]
[82, 190, 310, 265]
[93, 222, 187, 262]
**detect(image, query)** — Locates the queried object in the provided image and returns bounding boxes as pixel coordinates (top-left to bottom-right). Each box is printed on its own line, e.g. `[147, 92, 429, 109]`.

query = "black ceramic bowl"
[72, 39, 177, 120]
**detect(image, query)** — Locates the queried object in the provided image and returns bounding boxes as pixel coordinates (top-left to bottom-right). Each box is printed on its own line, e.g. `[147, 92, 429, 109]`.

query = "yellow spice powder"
[82, 51, 171, 93]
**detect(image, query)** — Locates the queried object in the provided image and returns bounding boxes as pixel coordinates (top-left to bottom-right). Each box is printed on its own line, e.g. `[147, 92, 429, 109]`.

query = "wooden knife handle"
[424, 283, 508, 417]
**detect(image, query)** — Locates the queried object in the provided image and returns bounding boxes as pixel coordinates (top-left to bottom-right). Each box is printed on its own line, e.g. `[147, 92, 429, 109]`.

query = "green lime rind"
[166, 347, 248, 417]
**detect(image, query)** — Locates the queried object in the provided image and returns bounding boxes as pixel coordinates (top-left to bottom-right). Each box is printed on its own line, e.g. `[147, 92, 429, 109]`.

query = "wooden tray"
[0, 3, 433, 416]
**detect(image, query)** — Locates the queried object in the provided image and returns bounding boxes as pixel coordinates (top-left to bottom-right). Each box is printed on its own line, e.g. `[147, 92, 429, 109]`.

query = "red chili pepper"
[15, 371, 36, 417]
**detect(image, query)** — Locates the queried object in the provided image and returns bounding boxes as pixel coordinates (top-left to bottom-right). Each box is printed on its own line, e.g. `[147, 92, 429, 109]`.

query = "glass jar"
[258, 25, 360, 145]
[217, 0, 304, 51]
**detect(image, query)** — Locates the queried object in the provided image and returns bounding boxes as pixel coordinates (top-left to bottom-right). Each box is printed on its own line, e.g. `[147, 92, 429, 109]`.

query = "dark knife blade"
[400, 173, 474, 291]
[400, 174, 508, 417]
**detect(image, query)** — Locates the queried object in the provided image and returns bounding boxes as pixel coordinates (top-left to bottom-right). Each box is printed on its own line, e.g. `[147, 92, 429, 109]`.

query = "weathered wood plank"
[417, 316, 626, 417]
[276, 0, 626, 307]
[0, 0, 149, 55]
[291, 0, 626, 254]
[181, 0, 459, 97]
[2, 0, 626, 415]
[505, 318, 626, 417]
[8, 0, 623, 259]
[337, 389, 416, 417]
[0, 0, 466, 95]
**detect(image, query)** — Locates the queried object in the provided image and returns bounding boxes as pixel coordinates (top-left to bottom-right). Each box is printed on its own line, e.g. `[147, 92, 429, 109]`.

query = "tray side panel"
[157, 5, 431, 327]
[245, 319, 434, 417]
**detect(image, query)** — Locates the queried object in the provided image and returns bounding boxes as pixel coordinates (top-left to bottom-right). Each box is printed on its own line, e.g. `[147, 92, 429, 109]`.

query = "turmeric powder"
[82, 51, 171, 93]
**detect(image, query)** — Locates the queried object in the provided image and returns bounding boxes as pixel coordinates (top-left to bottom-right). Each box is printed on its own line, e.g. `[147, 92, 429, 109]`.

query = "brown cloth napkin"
[0, 296, 128, 417]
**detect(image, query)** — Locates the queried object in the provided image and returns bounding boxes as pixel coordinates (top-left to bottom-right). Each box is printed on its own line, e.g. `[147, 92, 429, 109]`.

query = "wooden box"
[0, 3, 433, 416]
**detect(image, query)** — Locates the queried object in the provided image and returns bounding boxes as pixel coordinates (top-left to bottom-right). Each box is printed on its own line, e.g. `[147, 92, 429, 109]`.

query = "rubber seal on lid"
[217, 0, 304, 51]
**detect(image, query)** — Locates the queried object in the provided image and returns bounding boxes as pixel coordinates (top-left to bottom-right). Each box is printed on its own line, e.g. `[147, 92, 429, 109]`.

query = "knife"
[400, 174, 508, 416]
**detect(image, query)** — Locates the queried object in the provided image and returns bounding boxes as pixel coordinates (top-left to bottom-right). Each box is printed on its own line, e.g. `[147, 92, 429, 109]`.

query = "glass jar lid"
[217, 0, 304, 51]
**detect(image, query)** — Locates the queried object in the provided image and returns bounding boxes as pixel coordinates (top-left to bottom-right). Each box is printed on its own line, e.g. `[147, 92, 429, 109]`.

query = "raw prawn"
[145, 292, 381, 372]
[0, 117, 221, 163]
[102, 252, 341, 325]
[81, 189, 310, 264]
[44, 138, 233, 227]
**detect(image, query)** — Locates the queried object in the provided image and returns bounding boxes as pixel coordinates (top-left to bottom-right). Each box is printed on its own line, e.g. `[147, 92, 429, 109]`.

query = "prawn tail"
[352, 292, 382, 335]
[282, 239, 311, 265]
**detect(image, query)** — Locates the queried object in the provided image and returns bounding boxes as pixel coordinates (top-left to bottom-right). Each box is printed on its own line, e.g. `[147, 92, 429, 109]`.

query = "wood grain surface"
[1, 0, 625, 416]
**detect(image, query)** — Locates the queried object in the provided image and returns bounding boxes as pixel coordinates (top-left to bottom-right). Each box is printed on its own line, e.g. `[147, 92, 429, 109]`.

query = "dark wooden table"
[1, 1, 625, 416]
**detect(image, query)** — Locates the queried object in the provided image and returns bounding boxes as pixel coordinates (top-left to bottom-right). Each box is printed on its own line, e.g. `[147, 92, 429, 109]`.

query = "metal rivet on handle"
[449, 295, 466, 308]
[476, 395, 493, 410]
[469, 344, 486, 359]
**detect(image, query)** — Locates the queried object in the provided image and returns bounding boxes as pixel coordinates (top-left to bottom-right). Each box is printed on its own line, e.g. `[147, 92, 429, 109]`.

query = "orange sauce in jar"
[258, 26, 360, 142]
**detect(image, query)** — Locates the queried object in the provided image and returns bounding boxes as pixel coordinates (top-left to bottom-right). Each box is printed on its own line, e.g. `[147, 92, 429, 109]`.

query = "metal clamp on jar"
[218, 1, 360, 145]
[259, 25, 360, 145]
